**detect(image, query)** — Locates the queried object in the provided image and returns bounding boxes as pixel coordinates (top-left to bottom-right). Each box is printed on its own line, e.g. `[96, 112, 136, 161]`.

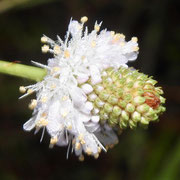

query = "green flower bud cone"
[87, 67, 166, 130]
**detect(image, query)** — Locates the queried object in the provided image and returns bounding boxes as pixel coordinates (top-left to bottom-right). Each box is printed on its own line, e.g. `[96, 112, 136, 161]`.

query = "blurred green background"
[0, 0, 179, 180]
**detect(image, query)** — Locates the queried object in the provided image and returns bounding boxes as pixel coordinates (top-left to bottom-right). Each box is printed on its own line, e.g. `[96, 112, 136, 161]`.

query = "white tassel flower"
[21, 16, 140, 160]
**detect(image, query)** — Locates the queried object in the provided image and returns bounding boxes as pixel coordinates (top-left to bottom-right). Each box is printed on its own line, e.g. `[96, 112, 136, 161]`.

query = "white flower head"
[21, 16, 139, 160]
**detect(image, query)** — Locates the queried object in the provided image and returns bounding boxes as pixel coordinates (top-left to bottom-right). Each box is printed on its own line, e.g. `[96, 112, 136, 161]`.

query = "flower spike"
[22, 16, 165, 160]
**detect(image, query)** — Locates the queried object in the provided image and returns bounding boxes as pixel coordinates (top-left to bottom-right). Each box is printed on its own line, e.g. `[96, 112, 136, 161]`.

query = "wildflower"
[20, 16, 165, 160]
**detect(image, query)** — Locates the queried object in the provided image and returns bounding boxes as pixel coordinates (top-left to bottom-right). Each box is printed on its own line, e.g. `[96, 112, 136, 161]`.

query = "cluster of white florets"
[20, 16, 139, 160]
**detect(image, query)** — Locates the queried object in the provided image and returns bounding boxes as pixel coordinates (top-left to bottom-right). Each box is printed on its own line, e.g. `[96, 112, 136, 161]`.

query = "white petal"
[78, 113, 91, 123]
[68, 20, 82, 36]
[23, 118, 35, 131]
[81, 84, 93, 94]
[91, 116, 100, 123]
[56, 132, 68, 146]
[84, 101, 93, 111]
[80, 101, 93, 114]
[77, 74, 89, 84]
[89, 65, 102, 85]
[46, 100, 62, 137]
[69, 86, 87, 107]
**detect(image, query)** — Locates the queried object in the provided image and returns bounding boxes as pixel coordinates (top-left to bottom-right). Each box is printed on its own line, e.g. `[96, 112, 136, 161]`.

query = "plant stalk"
[0, 60, 46, 82]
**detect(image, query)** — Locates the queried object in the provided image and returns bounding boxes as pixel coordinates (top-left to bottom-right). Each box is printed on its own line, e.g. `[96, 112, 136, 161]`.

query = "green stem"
[0, 60, 47, 82]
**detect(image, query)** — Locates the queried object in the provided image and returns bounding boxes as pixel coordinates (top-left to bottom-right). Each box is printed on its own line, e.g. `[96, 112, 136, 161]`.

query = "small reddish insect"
[144, 91, 160, 109]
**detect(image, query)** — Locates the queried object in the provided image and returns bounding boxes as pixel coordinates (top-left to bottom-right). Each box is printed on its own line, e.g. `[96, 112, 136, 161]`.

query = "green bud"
[103, 77, 113, 86]
[129, 120, 137, 129]
[134, 80, 145, 88]
[126, 75, 136, 83]
[118, 100, 127, 109]
[119, 119, 128, 129]
[133, 96, 145, 105]
[154, 106, 162, 114]
[151, 114, 158, 121]
[126, 103, 135, 113]
[136, 104, 150, 113]
[146, 79, 157, 85]
[116, 88, 123, 97]
[107, 95, 118, 105]
[161, 106, 166, 112]
[121, 110, 129, 121]
[126, 82, 133, 88]
[112, 71, 120, 81]
[155, 87, 164, 94]
[99, 90, 109, 101]
[109, 113, 118, 124]
[132, 111, 141, 122]
[107, 84, 116, 92]
[104, 103, 113, 113]
[118, 78, 125, 85]
[112, 106, 122, 116]
[145, 108, 155, 117]
[137, 74, 148, 81]
[99, 110, 109, 120]
[94, 85, 104, 94]
[140, 117, 149, 125]
[95, 98, 105, 108]
[144, 84, 154, 90]
[134, 88, 144, 96]
[123, 94, 133, 103]
[106, 67, 114, 75]
[160, 96, 166, 104]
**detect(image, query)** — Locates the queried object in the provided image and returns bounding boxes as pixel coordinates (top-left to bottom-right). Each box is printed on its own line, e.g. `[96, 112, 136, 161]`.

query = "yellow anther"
[110, 31, 115, 36]
[78, 134, 86, 144]
[91, 41, 96, 47]
[79, 155, 84, 161]
[133, 46, 139, 51]
[52, 66, 60, 73]
[42, 112, 47, 117]
[64, 50, 70, 58]
[94, 24, 100, 32]
[81, 55, 86, 61]
[131, 37, 138, 43]
[86, 148, 92, 155]
[61, 110, 68, 118]
[51, 84, 56, 89]
[75, 142, 81, 150]
[41, 36, 48, 43]
[78, 134, 83, 140]
[53, 45, 61, 54]
[36, 118, 48, 127]
[80, 16, 88, 23]
[67, 124, 72, 130]
[28, 99, 37, 110]
[119, 33, 125, 39]
[81, 139, 86, 144]
[119, 42, 125, 46]
[114, 33, 125, 41]
[98, 147, 101, 153]
[41, 96, 47, 103]
[27, 89, 34, 94]
[41, 45, 49, 53]
[94, 153, 99, 159]
[19, 86, 26, 93]
[50, 136, 58, 145]
[62, 96, 68, 101]
[114, 33, 121, 41]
